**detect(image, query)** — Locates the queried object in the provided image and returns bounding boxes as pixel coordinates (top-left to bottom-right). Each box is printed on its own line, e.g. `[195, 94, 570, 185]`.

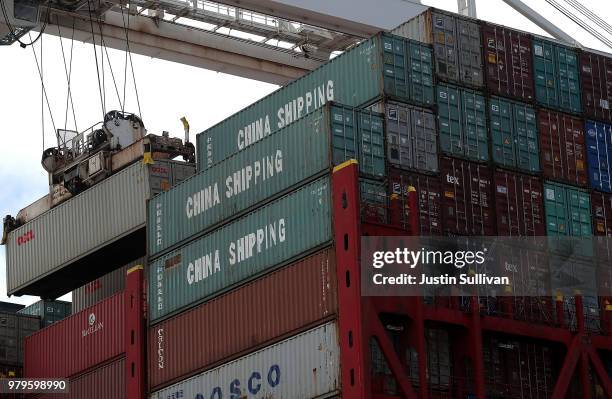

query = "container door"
[462, 89, 488, 161]
[592, 191, 612, 236]
[585, 120, 612, 192]
[386, 103, 413, 169]
[580, 52, 612, 122]
[567, 187, 592, 236]
[484, 26, 510, 95]
[412, 108, 438, 173]
[382, 35, 408, 100]
[510, 30, 535, 101]
[432, 12, 459, 82]
[438, 84, 463, 157]
[544, 183, 568, 236]
[456, 18, 483, 87]
[514, 103, 539, 172]
[407, 42, 435, 106]
[490, 98, 515, 168]
[557, 46, 582, 113]
[358, 110, 386, 179]
[533, 40, 559, 109]
[360, 179, 388, 224]
[330, 104, 358, 167]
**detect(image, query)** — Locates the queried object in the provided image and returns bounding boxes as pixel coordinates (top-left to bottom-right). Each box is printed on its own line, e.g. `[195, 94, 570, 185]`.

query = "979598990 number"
[1, 379, 69, 393]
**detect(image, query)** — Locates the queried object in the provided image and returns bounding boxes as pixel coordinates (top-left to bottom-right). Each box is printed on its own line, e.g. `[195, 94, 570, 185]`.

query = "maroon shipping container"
[148, 247, 337, 391]
[537, 109, 588, 186]
[388, 168, 442, 235]
[580, 50, 612, 122]
[592, 191, 612, 236]
[482, 23, 535, 101]
[33, 358, 125, 399]
[439, 156, 496, 235]
[494, 170, 545, 236]
[24, 292, 125, 379]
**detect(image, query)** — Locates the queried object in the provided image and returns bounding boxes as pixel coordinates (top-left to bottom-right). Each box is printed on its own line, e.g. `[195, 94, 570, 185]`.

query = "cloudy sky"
[0, 0, 610, 306]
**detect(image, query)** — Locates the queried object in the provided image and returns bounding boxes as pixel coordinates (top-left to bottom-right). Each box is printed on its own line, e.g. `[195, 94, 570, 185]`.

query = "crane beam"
[500, 0, 580, 45]
[38, 10, 320, 85]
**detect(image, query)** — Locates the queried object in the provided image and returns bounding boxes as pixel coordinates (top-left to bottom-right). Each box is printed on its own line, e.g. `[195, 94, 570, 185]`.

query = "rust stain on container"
[148, 248, 337, 391]
[537, 109, 587, 187]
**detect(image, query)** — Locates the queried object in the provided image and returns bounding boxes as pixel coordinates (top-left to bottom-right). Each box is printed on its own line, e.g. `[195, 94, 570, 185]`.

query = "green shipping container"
[437, 83, 488, 161]
[149, 104, 381, 258]
[17, 300, 71, 327]
[149, 176, 332, 323]
[543, 181, 592, 236]
[533, 38, 581, 114]
[196, 33, 434, 169]
[489, 96, 540, 172]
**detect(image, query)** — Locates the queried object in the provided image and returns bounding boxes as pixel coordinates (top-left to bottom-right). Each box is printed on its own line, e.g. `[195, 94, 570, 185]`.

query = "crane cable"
[56, 17, 78, 132]
[561, 0, 612, 37]
[86, 0, 106, 117]
[544, 0, 612, 50]
[120, 2, 142, 119]
[94, 0, 124, 112]
[28, 31, 57, 139]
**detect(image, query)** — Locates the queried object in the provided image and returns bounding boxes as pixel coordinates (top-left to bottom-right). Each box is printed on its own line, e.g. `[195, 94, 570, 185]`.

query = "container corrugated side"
[196, 33, 434, 169]
[538, 109, 587, 186]
[482, 22, 535, 101]
[543, 181, 592, 236]
[34, 357, 125, 399]
[388, 168, 442, 235]
[72, 257, 145, 313]
[150, 105, 383, 258]
[489, 96, 539, 173]
[149, 176, 332, 323]
[370, 100, 438, 173]
[437, 83, 488, 162]
[6, 160, 194, 298]
[592, 191, 612, 236]
[0, 312, 40, 366]
[24, 292, 125, 378]
[533, 38, 581, 114]
[151, 322, 340, 399]
[439, 156, 496, 235]
[494, 169, 545, 236]
[394, 9, 484, 88]
[585, 120, 612, 193]
[149, 248, 337, 391]
[580, 50, 612, 123]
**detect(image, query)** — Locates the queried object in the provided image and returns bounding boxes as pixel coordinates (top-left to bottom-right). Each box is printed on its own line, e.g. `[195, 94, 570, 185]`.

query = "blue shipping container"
[585, 120, 612, 193]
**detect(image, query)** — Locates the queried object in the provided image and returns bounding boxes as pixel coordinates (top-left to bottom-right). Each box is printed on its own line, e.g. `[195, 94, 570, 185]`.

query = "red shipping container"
[388, 168, 442, 235]
[592, 191, 612, 236]
[482, 23, 535, 102]
[580, 50, 612, 123]
[538, 109, 588, 186]
[34, 357, 125, 399]
[25, 292, 125, 379]
[148, 247, 337, 391]
[494, 169, 545, 236]
[439, 156, 496, 235]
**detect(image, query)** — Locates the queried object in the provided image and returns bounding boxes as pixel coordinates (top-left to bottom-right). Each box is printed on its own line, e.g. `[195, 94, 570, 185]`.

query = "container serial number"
[0, 379, 69, 393]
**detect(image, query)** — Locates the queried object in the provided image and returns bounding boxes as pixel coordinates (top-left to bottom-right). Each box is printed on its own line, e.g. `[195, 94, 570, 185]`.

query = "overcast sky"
[0, 0, 610, 306]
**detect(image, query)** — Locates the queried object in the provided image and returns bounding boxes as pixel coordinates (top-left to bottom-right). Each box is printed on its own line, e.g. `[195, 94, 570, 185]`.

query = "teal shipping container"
[196, 33, 434, 169]
[543, 181, 592, 236]
[489, 96, 540, 172]
[17, 300, 71, 327]
[149, 104, 382, 258]
[149, 176, 332, 323]
[533, 38, 581, 114]
[437, 83, 488, 162]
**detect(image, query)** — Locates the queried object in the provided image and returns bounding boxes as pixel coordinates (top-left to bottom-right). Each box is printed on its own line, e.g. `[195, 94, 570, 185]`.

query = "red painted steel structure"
[331, 160, 612, 399]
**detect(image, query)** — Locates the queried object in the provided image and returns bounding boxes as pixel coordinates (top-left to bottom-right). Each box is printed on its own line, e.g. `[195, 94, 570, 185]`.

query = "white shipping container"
[5, 160, 194, 298]
[151, 322, 340, 398]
